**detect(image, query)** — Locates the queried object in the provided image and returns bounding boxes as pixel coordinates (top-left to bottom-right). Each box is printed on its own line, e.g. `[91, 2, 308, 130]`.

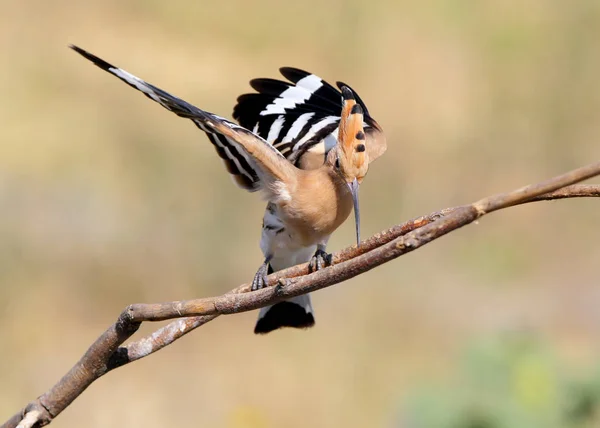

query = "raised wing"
[70, 45, 295, 196]
[233, 67, 386, 170]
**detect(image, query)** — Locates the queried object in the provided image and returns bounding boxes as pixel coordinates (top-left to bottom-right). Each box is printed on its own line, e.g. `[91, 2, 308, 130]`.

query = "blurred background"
[1, 0, 599, 426]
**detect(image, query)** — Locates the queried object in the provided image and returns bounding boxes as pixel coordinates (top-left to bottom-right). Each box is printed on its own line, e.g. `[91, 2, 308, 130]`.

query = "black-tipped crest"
[341, 86, 355, 100]
[350, 104, 363, 115]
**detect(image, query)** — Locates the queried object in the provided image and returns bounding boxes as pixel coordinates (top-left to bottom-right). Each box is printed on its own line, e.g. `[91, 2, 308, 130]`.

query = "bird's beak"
[347, 178, 361, 246]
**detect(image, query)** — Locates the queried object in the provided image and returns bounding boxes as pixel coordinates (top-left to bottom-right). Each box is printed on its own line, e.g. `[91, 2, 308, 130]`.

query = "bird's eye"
[335, 157, 340, 169]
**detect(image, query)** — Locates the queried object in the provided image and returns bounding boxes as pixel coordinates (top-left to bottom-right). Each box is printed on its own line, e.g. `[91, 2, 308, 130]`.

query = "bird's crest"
[337, 87, 368, 183]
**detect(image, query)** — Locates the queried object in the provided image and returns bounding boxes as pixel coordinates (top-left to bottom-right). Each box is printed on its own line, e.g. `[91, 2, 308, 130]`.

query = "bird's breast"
[278, 171, 353, 247]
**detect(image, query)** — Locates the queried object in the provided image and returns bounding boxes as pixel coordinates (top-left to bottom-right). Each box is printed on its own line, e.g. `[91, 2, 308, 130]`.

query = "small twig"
[3, 163, 600, 428]
[525, 184, 600, 202]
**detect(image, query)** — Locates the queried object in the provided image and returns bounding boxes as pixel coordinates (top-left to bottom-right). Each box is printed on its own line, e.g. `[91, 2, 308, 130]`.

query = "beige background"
[1, 0, 599, 426]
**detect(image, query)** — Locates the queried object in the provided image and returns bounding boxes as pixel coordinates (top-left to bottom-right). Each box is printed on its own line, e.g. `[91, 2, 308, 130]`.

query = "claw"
[308, 249, 333, 273]
[251, 260, 271, 291]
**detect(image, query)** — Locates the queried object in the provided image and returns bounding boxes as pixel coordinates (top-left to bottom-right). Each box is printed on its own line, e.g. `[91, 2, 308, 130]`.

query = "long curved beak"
[347, 178, 361, 246]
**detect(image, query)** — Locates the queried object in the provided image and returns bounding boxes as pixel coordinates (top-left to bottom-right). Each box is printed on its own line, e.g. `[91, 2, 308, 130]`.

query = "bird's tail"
[254, 294, 315, 334]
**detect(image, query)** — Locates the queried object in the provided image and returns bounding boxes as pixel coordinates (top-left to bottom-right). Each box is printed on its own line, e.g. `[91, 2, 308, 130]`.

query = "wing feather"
[234, 68, 386, 168]
[70, 45, 296, 197]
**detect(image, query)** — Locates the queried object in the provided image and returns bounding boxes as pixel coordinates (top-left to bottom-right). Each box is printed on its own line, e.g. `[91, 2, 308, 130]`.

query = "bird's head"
[331, 86, 370, 246]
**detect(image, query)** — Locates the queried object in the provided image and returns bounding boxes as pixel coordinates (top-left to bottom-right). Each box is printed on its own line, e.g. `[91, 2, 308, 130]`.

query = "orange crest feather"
[337, 87, 369, 182]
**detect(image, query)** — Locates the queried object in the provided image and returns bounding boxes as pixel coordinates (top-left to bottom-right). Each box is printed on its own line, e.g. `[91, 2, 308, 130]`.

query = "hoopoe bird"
[70, 45, 386, 334]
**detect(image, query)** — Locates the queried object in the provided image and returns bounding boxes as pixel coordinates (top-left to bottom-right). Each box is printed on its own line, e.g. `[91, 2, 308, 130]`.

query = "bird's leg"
[308, 244, 333, 273]
[251, 256, 273, 291]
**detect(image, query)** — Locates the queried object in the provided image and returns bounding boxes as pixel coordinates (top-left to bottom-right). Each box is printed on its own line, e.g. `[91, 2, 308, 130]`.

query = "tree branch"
[3, 164, 600, 428]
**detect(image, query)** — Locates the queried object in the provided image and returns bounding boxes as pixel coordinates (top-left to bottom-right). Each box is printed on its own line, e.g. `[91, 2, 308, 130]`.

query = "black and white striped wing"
[233, 67, 386, 168]
[70, 45, 287, 193]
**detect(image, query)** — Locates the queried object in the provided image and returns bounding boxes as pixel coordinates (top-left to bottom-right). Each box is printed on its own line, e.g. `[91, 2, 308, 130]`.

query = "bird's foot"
[251, 260, 272, 291]
[308, 249, 333, 273]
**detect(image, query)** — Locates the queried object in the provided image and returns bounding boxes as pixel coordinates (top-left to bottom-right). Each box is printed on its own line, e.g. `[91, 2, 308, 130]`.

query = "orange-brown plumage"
[336, 91, 369, 185]
[278, 167, 353, 247]
[70, 45, 386, 333]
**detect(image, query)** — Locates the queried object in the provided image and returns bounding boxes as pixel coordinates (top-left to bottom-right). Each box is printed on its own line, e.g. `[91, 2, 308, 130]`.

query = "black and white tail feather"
[71, 45, 385, 335]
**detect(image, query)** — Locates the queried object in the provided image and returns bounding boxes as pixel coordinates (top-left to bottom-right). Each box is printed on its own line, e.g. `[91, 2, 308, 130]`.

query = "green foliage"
[403, 334, 600, 428]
